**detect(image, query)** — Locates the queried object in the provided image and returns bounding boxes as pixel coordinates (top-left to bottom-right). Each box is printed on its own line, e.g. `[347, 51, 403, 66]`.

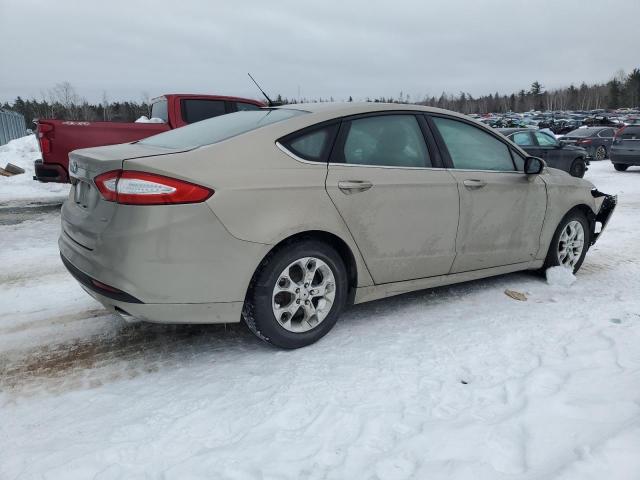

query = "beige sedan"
[59, 103, 616, 348]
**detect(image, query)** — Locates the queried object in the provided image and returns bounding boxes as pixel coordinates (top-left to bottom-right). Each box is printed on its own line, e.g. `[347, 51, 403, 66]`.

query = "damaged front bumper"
[590, 189, 617, 245]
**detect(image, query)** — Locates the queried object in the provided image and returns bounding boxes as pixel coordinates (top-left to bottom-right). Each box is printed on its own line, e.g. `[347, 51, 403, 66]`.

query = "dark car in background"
[611, 126, 640, 171]
[498, 128, 589, 177]
[561, 127, 616, 160]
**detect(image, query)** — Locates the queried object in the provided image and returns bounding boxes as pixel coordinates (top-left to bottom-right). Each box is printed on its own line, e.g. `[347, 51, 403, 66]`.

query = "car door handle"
[463, 179, 487, 190]
[338, 180, 373, 194]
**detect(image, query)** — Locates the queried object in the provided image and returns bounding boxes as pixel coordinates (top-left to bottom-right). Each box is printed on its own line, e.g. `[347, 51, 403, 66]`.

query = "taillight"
[94, 170, 120, 202]
[37, 123, 54, 153]
[94, 170, 213, 205]
[613, 126, 626, 144]
[577, 139, 592, 145]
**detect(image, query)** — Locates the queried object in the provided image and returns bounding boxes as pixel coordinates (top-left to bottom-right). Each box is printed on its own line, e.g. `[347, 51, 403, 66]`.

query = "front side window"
[534, 131, 557, 146]
[511, 131, 534, 146]
[282, 125, 337, 162]
[140, 109, 305, 149]
[182, 99, 226, 124]
[341, 115, 430, 168]
[432, 117, 514, 171]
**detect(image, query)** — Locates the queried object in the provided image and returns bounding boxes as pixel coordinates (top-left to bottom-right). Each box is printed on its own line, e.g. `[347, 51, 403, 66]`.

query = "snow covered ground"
[1, 157, 640, 479]
[0, 135, 69, 205]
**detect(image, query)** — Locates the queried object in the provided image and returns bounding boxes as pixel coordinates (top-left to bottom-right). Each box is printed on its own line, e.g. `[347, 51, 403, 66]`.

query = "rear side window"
[511, 131, 534, 146]
[341, 115, 431, 168]
[282, 125, 338, 162]
[598, 128, 615, 138]
[432, 117, 514, 171]
[236, 102, 261, 111]
[150, 99, 168, 122]
[139, 109, 306, 149]
[182, 99, 226, 124]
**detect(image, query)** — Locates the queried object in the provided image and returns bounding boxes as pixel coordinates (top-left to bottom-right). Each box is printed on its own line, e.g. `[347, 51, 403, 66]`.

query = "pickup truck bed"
[35, 121, 169, 182]
[34, 94, 264, 182]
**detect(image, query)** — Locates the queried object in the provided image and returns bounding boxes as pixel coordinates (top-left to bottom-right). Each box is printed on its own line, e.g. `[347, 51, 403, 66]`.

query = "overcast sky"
[1, 0, 639, 104]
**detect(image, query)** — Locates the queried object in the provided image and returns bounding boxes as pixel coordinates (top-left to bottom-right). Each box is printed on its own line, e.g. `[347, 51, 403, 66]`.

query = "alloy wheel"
[557, 220, 585, 269]
[272, 257, 336, 333]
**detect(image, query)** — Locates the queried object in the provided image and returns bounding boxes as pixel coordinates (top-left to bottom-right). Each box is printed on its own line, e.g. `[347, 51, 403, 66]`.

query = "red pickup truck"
[34, 94, 264, 182]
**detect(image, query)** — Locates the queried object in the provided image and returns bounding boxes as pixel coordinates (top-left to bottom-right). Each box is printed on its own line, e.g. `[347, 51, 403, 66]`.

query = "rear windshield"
[565, 128, 598, 138]
[139, 108, 306, 149]
[620, 126, 640, 139]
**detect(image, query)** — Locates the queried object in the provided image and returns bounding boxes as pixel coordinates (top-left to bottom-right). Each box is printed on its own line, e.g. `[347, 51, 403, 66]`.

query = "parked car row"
[474, 108, 640, 134]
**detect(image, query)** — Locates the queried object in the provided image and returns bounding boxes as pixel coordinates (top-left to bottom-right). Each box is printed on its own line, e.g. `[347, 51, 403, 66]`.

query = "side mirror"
[524, 156, 545, 175]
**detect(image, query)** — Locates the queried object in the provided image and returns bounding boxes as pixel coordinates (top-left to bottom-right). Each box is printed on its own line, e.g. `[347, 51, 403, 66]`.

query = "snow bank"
[135, 116, 165, 123]
[0, 135, 69, 204]
[546, 266, 577, 287]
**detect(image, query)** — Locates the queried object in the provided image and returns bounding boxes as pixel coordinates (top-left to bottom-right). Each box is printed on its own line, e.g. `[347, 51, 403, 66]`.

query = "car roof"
[276, 102, 467, 119]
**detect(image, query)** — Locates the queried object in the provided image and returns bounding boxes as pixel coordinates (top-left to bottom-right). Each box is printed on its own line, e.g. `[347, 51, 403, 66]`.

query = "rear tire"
[594, 145, 607, 160]
[569, 158, 586, 178]
[242, 240, 348, 349]
[614, 163, 629, 171]
[543, 210, 591, 274]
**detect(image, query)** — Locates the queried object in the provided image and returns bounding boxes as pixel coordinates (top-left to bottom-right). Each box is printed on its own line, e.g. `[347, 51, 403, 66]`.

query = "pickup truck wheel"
[569, 158, 586, 178]
[242, 240, 348, 349]
[594, 145, 607, 160]
[614, 163, 629, 172]
[543, 210, 590, 274]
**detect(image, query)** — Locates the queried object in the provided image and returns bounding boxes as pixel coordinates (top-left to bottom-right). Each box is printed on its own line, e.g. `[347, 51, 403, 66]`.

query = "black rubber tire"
[569, 158, 587, 178]
[543, 209, 591, 274]
[594, 145, 607, 160]
[242, 240, 348, 349]
[614, 163, 629, 172]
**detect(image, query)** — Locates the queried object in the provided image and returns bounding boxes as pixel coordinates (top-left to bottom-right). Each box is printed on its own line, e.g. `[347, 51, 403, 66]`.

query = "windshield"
[139, 108, 306, 149]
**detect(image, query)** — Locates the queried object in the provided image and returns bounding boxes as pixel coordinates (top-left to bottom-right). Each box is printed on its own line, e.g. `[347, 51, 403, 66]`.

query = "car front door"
[429, 116, 547, 273]
[325, 113, 460, 284]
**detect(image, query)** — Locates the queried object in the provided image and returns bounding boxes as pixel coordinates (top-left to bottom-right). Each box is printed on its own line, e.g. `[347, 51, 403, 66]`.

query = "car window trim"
[425, 113, 520, 172]
[329, 112, 435, 169]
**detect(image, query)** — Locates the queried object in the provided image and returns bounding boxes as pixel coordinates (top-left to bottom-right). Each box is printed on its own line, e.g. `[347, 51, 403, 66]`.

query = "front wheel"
[543, 210, 590, 274]
[614, 163, 629, 171]
[243, 240, 348, 349]
[569, 158, 587, 178]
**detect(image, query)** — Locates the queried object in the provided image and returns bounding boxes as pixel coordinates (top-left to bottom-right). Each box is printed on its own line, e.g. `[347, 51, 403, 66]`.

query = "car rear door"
[325, 113, 459, 284]
[428, 115, 547, 273]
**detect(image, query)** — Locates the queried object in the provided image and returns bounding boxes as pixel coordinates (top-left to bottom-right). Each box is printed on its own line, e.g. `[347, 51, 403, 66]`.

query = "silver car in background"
[60, 103, 616, 348]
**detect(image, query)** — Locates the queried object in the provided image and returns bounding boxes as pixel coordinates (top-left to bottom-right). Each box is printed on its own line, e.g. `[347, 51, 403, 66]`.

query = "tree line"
[2, 68, 639, 125]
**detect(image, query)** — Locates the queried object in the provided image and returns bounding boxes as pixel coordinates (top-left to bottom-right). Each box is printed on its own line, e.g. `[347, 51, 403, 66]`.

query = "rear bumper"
[610, 153, 640, 166]
[590, 191, 617, 245]
[33, 159, 69, 183]
[59, 200, 272, 324]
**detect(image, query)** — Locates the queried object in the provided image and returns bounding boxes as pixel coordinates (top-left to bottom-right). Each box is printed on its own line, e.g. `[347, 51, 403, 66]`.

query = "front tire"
[569, 158, 587, 178]
[614, 163, 629, 171]
[543, 210, 590, 274]
[243, 240, 348, 349]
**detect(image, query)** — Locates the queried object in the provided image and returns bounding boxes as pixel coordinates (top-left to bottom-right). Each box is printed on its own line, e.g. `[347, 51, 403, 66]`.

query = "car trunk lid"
[62, 143, 191, 251]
